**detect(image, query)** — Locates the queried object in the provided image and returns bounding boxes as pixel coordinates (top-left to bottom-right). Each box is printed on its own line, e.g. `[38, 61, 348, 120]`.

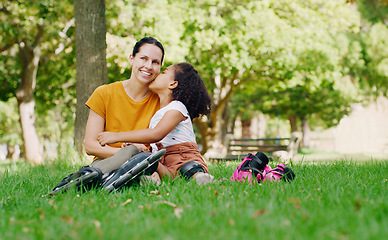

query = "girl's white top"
[150, 100, 196, 152]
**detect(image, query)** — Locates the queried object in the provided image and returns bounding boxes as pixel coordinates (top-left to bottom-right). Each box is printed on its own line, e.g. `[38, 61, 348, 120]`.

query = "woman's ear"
[169, 81, 178, 90]
[128, 55, 134, 66]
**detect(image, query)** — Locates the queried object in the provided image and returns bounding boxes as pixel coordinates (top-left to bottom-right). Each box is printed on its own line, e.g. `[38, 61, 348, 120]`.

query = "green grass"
[296, 148, 388, 162]
[1, 159, 387, 240]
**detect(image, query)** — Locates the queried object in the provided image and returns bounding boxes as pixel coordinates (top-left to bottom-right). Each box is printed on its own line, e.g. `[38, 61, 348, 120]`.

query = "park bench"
[209, 132, 301, 162]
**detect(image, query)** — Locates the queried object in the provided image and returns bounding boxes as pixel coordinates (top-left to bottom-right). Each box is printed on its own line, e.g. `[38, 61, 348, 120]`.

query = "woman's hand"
[97, 132, 118, 146]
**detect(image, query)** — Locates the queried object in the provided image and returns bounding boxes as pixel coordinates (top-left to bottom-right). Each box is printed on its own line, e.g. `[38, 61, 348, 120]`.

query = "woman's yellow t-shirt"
[85, 81, 160, 148]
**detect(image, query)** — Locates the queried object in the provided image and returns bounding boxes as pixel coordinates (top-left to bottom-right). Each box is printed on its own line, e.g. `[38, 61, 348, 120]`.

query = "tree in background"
[104, 0, 187, 76]
[355, 0, 388, 24]
[0, 0, 73, 164]
[178, 0, 362, 153]
[73, 0, 107, 154]
[179, 0, 289, 155]
[93, 0, 373, 154]
[0, 99, 22, 160]
[341, 1, 388, 96]
[223, 0, 361, 148]
[1, 0, 387, 162]
[344, 23, 388, 96]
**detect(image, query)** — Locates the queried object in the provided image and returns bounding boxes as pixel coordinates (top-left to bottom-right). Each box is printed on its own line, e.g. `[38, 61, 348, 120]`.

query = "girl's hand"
[132, 144, 150, 152]
[121, 143, 149, 152]
[121, 142, 131, 148]
[97, 132, 118, 146]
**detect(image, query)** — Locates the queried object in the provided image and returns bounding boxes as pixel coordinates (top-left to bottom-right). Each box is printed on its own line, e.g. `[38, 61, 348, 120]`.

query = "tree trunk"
[301, 117, 311, 148]
[74, 0, 107, 154]
[220, 105, 230, 141]
[288, 115, 298, 133]
[15, 25, 44, 165]
[196, 69, 242, 159]
[198, 73, 236, 158]
[241, 119, 251, 138]
[256, 113, 267, 139]
[6, 144, 20, 161]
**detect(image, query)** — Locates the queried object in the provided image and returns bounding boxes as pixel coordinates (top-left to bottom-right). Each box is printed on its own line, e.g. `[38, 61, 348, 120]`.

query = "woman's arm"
[84, 109, 121, 159]
[97, 110, 186, 146]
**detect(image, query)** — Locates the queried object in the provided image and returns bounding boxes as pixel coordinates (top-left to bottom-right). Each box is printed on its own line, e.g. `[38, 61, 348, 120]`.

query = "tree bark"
[15, 25, 44, 165]
[288, 115, 298, 133]
[198, 72, 236, 158]
[301, 117, 311, 148]
[74, 0, 107, 154]
[241, 119, 251, 138]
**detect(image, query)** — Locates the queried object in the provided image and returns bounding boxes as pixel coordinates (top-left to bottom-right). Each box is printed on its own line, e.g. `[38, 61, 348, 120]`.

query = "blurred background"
[1, 0, 387, 164]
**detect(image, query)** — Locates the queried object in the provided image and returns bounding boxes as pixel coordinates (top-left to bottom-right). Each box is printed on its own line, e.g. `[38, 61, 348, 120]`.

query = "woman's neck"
[122, 79, 150, 101]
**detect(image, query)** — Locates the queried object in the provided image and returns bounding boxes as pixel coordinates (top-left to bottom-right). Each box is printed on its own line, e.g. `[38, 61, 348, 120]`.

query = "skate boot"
[47, 166, 102, 195]
[102, 149, 165, 192]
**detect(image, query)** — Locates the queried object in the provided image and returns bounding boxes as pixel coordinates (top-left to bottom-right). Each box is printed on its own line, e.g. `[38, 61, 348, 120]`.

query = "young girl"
[97, 62, 214, 185]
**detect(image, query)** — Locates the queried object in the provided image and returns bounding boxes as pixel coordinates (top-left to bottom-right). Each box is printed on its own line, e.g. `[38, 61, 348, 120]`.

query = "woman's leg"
[91, 145, 139, 173]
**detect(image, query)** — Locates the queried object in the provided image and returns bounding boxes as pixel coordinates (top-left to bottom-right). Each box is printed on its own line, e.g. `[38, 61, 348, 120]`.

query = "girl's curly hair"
[172, 62, 212, 120]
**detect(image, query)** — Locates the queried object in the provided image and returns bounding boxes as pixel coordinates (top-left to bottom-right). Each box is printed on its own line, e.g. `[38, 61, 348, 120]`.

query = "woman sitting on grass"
[97, 62, 214, 185]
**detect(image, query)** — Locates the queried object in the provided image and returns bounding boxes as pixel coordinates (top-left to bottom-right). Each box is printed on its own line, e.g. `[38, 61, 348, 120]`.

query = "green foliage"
[1, 0, 388, 156]
[0, 0, 76, 147]
[227, 0, 361, 130]
[180, 0, 280, 93]
[233, 77, 352, 129]
[0, 0, 75, 103]
[105, 0, 188, 82]
[0, 46, 21, 101]
[0, 160, 387, 239]
[361, 23, 388, 93]
[0, 98, 22, 146]
[340, 22, 388, 95]
[356, 0, 388, 24]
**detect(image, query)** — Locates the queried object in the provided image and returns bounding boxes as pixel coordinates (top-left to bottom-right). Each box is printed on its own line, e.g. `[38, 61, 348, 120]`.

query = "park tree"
[340, 22, 388, 97]
[1, 0, 385, 162]
[0, 0, 74, 164]
[360, 23, 388, 95]
[178, 0, 291, 155]
[101, 0, 262, 155]
[177, 0, 362, 153]
[97, 0, 356, 154]
[340, 1, 388, 96]
[0, 98, 22, 160]
[1, 0, 375, 161]
[355, 0, 388, 24]
[224, 0, 361, 148]
[104, 0, 187, 74]
[73, 0, 107, 154]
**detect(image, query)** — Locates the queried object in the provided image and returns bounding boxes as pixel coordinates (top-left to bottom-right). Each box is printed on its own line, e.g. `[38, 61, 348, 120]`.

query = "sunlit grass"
[1, 158, 387, 240]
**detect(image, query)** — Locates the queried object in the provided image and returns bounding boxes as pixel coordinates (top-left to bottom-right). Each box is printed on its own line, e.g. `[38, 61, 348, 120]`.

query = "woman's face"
[149, 65, 176, 93]
[129, 43, 163, 84]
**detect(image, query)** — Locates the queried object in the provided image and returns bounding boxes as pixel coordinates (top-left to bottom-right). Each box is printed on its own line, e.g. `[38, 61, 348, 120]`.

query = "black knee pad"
[179, 161, 205, 180]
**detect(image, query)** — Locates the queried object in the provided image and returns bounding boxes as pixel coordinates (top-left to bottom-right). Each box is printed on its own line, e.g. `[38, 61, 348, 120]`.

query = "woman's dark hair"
[132, 37, 165, 63]
[172, 62, 212, 120]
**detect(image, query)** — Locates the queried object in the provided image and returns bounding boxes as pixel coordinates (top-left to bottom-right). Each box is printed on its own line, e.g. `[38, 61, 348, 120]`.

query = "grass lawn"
[0, 157, 387, 240]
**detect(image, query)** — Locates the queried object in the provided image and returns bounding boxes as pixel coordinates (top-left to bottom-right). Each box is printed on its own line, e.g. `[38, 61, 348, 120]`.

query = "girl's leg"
[157, 163, 172, 179]
[91, 145, 139, 173]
